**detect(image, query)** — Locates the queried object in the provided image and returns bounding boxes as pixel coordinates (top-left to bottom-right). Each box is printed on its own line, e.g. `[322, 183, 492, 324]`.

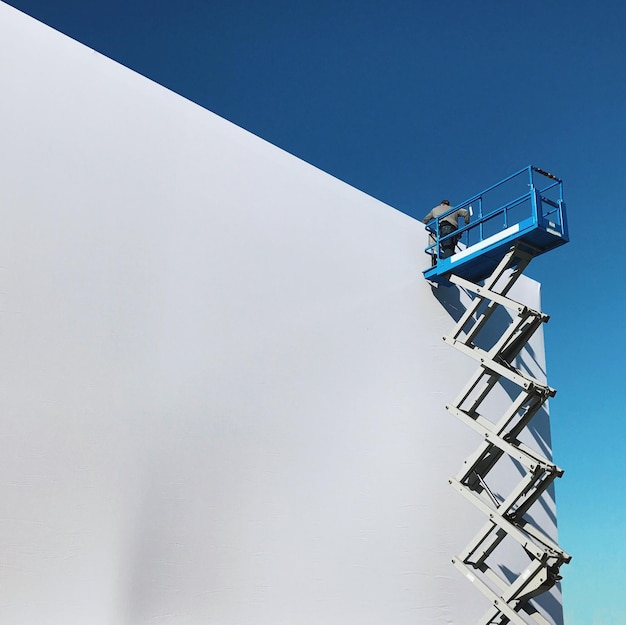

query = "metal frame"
[443, 244, 570, 625]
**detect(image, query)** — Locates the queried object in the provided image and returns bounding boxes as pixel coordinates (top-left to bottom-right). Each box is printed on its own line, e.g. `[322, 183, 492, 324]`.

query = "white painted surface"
[450, 223, 521, 264]
[0, 3, 563, 624]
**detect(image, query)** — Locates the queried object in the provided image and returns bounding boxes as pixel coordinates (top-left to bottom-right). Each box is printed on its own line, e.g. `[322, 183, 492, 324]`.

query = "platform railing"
[424, 166, 566, 263]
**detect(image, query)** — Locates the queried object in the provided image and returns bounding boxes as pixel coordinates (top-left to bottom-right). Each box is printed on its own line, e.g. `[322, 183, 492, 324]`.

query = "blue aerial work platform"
[422, 166, 569, 284]
[426, 166, 571, 624]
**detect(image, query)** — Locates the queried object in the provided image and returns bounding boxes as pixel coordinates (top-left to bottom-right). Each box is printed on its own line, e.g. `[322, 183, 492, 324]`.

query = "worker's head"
[441, 199, 450, 206]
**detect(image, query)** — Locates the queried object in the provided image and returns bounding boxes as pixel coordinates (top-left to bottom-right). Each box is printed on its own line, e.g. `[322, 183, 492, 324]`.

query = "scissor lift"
[424, 167, 571, 624]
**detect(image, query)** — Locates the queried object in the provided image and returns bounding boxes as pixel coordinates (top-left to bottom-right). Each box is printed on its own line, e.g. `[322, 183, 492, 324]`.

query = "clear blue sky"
[5, 1, 625, 623]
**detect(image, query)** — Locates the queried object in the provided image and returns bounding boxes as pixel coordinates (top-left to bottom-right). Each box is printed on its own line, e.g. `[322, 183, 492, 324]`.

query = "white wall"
[0, 3, 562, 624]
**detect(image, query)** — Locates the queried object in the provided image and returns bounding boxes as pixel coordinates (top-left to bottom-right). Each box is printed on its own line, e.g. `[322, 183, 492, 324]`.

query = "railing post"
[531, 188, 540, 226]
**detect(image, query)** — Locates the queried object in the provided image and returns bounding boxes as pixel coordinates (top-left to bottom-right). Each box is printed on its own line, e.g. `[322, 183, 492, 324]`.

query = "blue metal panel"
[422, 166, 569, 284]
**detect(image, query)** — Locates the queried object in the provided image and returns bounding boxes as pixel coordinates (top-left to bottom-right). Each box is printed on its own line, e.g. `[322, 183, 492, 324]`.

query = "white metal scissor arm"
[443, 244, 569, 625]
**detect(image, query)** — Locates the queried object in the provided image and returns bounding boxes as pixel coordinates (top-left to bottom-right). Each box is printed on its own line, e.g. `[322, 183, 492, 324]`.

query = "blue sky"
[5, 1, 625, 623]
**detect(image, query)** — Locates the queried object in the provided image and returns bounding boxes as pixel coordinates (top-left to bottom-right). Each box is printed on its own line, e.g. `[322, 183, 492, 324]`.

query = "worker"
[422, 200, 469, 262]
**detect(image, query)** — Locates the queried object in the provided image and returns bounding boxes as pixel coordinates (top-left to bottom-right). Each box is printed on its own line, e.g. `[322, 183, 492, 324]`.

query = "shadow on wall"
[430, 282, 465, 323]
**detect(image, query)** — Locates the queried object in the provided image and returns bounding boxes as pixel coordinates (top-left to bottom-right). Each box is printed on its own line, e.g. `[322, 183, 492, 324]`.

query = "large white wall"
[0, 3, 562, 624]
